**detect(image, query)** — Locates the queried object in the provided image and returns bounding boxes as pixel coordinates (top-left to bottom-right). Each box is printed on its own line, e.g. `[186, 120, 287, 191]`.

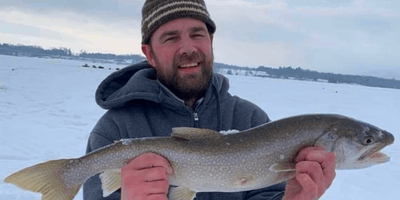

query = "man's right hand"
[121, 153, 173, 200]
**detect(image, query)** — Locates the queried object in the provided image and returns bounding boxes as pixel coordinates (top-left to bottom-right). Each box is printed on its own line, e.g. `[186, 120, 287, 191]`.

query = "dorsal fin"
[171, 127, 223, 140]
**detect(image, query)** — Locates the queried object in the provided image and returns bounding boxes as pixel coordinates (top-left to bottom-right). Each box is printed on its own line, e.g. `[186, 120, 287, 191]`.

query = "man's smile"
[177, 62, 202, 74]
[179, 62, 199, 68]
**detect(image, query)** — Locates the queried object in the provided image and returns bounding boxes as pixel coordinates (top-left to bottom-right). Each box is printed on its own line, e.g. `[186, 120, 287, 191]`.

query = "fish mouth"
[359, 131, 394, 163]
[367, 151, 390, 163]
[359, 144, 391, 163]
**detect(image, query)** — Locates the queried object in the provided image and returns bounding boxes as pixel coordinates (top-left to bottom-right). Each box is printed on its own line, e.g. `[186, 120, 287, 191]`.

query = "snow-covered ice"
[0, 54, 398, 200]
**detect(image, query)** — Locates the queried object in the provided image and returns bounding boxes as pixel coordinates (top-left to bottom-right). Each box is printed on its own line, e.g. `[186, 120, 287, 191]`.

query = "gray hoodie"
[83, 61, 285, 200]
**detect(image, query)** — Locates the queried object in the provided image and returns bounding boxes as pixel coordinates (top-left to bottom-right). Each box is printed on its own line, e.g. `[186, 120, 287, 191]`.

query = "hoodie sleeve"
[83, 113, 122, 200]
[244, 182, 286, 200]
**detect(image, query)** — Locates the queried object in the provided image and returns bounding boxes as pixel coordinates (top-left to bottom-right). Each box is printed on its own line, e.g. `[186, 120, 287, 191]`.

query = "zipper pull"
[193, 113, 199, 121]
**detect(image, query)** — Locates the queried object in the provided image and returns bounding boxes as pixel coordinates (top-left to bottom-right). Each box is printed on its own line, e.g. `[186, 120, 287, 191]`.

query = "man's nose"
[179, 37, 197, 55]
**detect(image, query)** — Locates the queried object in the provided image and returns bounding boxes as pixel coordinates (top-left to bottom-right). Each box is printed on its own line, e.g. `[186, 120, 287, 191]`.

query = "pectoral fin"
[269, 163, 296, 172]
[100, 169, 121, 197]
[169, 186, 197, 200]
[172, 127, 222, 140]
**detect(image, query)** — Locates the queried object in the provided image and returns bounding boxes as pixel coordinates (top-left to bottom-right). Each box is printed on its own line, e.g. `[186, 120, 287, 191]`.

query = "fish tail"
[4, 159, 81, 200]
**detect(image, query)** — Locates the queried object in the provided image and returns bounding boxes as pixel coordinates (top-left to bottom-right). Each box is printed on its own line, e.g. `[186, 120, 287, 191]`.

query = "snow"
[0, 54, 399, 200]
[220, 129, 240, 135]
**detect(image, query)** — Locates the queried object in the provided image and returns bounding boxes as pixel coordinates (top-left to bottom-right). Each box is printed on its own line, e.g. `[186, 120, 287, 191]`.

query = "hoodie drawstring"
[212, 85, 222, 131]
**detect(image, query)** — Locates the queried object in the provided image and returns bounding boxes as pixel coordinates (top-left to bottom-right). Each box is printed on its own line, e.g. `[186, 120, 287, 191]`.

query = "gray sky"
[1, 0, 399, 78]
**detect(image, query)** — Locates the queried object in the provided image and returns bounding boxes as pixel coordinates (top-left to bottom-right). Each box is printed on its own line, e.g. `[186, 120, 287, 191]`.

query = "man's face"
[142, 18, 214, 100]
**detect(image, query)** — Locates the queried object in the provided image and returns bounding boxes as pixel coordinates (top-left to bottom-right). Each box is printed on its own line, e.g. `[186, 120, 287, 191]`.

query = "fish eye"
[364, 137, 374, 145]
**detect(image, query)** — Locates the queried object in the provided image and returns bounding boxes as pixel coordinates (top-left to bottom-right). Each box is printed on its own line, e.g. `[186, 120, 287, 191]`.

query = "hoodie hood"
[95, 61, 231, 110]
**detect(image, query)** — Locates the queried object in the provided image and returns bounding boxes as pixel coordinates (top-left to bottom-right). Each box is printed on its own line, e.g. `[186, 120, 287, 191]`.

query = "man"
[83, 0, 336, 200]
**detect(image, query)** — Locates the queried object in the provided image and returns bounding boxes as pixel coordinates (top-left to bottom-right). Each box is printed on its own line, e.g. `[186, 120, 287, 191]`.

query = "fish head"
[315, 118, 394, 170]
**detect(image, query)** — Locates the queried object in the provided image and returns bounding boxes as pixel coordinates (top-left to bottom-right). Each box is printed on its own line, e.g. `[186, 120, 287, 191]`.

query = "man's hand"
[282, 147, 336, 200]
[121, 153, 173, 200]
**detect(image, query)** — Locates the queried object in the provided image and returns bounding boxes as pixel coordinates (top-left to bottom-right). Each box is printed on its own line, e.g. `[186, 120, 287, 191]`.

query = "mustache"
[174, 51, 205, 66]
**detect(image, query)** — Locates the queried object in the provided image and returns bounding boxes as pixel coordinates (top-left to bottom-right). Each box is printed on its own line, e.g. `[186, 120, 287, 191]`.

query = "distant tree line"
[0, 43, 144, 62]
[214, 63, 400, 90]
[0, 43, 72, 57]
[78, 51, 144, 63]
[79, 52, 135, 60]
[1, 43, 399, 90]
[256, 66, 400, 89]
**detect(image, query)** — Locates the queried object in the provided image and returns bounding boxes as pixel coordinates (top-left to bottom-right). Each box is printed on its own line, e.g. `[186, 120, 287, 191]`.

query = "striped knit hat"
[141, 0, 216, 44]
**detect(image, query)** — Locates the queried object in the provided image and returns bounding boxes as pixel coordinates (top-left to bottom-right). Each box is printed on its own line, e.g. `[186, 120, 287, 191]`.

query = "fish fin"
[100, 169, 121, 197]
[172, 127, 222, 140]
[269, 163, 296, 172]
[169, 186, 197, 200]
[4, 159, 81, 200]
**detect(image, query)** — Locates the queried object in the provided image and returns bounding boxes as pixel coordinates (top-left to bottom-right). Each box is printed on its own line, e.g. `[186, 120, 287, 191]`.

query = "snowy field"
[0, 54, 398, 200]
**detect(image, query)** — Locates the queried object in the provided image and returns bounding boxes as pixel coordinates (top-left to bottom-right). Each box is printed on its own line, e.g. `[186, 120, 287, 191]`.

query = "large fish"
[4, 114, 394, 200]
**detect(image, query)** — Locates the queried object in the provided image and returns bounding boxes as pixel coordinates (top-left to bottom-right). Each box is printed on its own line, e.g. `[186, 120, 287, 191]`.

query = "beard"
[153, 50, 214, 102]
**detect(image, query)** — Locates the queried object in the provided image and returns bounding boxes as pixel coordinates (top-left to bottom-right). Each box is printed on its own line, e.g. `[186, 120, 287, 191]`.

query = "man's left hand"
[282, 146, 336, 200]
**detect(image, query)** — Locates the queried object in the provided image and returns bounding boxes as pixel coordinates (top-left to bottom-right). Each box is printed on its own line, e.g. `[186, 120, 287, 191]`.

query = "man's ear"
[141, 44, 155, 67]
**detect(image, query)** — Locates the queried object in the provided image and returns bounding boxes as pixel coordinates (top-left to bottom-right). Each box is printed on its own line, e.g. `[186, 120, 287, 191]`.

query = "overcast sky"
[1, 0, 399, 78]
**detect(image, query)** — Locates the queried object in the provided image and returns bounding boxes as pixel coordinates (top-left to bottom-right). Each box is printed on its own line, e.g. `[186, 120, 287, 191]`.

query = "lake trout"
[4, 114, 395, 200]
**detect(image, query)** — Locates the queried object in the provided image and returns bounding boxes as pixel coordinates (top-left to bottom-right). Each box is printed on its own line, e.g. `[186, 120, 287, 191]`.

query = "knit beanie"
[141, 0, 216, 44]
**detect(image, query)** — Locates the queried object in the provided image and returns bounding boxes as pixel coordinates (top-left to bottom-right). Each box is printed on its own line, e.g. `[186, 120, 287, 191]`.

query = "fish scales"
[4, 114, 395, 200]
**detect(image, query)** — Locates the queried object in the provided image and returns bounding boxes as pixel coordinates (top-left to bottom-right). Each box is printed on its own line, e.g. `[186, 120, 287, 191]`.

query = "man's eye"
[165, 37, 176, 42]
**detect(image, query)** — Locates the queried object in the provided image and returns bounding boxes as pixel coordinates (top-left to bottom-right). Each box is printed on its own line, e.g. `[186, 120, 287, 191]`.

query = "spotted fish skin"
[4, 114, 395, 200]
